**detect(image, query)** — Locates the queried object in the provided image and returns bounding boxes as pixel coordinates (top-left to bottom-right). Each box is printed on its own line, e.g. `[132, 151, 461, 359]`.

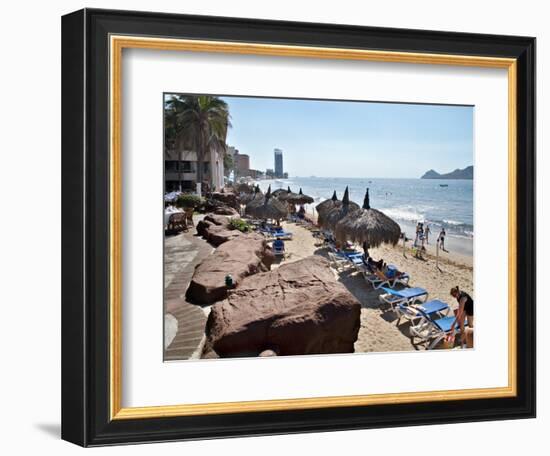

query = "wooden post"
[436, 239, 440, 269]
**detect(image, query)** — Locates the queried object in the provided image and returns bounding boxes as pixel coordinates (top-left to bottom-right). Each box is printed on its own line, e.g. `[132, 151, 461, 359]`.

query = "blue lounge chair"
[272, 230, 293, 240]
[328, 252, 353, 271]
[363, 269, 410, 289]
[397, 299, 450, 324]
[272, 239, 285, 257]
[409, 311, 467, 350]
[379, 286, 428, 310]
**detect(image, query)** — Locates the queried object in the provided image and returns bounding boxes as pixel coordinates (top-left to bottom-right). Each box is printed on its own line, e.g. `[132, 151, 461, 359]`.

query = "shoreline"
[255, 178, 474, 258]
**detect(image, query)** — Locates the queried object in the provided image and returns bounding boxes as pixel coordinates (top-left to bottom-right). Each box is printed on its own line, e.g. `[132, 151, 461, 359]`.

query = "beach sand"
[279, 220, 474, 352]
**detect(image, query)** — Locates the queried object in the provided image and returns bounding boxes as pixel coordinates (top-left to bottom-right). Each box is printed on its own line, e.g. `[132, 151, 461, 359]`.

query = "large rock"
[213, 206, 240, 216]
[210, 191, 240, 209]
[196, 214, 242, 246]
[206, 225, 244, 246]
[186, 234, 274, 304]
[205, 256, 361, 357]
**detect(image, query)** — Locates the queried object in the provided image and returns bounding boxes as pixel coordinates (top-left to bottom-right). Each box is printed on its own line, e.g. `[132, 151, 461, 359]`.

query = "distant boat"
[439, 184, 449, 187]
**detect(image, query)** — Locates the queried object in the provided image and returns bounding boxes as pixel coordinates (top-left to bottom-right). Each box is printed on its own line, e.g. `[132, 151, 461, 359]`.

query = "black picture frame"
[62, 8, 536, 447]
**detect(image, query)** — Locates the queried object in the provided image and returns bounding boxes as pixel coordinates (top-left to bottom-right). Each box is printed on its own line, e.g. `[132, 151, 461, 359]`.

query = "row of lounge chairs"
[324, 240, 464, 350]
[258, 226, 294, 240]
[381, 288, 463, 349]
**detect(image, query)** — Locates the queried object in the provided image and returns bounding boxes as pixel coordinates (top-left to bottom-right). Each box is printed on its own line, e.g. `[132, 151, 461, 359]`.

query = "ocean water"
[256, 177, 474, 254]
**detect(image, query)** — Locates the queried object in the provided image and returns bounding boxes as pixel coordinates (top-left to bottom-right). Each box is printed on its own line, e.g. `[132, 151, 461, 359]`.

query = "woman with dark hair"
[449, 285, 474, 347]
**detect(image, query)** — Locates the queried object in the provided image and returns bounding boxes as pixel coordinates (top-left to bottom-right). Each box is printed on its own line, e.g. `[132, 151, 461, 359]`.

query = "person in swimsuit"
[449, 286, 474, 347]
[438, 228, 447, 251]
[424, 224, 431, 244]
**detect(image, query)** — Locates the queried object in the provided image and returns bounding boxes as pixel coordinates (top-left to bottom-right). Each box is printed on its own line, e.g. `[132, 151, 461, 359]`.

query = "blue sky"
[221, 96, 473, 179]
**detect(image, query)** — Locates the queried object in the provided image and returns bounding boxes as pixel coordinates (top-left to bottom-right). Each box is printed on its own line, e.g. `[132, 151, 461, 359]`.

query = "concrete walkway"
[164, 218, 213, 361]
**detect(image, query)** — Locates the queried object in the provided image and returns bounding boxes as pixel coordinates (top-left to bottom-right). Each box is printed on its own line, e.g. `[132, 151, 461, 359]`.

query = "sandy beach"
[277, 219, 473, 352]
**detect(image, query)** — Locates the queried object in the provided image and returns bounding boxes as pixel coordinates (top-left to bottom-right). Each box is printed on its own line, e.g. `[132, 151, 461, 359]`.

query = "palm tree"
[164, 95, 231, 191]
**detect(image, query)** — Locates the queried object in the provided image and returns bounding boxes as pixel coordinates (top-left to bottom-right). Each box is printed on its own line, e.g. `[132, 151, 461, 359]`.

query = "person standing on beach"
[449, 286, 474, 348]
[414, 222, 421, 247]
[424, 224, 431, 244]
[438, 228, 446, 251]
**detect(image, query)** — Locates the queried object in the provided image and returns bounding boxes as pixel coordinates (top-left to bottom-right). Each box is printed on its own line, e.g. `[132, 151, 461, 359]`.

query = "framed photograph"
[61, 8, 535, 446]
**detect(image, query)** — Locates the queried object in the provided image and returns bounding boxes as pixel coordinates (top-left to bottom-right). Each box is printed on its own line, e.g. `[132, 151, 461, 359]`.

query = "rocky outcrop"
[206, 226, 244, 246]
[213, 206, 240, 217]
[421, 166, 473, 180]
[209, 191, 240, 209]
[196, 214, 242, 246]
[186, 234, 274, 304]
[205, 256, 361, 357]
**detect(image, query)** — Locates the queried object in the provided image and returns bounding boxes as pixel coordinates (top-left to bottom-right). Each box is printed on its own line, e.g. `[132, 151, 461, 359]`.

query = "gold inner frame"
[109, 35, 517, 420]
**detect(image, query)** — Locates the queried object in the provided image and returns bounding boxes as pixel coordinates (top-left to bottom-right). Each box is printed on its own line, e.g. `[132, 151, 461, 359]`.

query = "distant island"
[421, 166, 473, 180]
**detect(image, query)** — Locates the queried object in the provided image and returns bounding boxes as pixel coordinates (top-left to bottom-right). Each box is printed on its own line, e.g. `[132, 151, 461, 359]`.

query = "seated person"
[376, 264, 405, 280]
[343, 241, 355, 251]
[364, 256, 384, 271]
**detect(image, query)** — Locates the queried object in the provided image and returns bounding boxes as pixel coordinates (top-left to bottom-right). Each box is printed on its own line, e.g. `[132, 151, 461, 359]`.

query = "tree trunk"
[178, 149, 183, 191]
[196, 138, 205, 192]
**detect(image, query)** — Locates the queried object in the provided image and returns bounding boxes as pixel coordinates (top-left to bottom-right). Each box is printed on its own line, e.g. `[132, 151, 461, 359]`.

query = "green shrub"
[175, 193, 204, 209]
[229, 218, 250, 233]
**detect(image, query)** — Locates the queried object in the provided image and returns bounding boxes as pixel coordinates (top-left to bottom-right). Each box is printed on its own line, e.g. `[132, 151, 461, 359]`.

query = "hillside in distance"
[421, 166, 473, 180]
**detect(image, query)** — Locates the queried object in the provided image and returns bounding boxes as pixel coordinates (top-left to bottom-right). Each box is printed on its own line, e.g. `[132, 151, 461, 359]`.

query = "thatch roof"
[245, 185, 288, 220]
[315, 190, 338, 222]
[240, 185, 263, 205]
[318, 187, 360, 230]
[285, 188, 314, 205]
[334, 188, 401, 247]
[242, 190, 263, 206]
[236, 183, 254, 193]
[276, 186, 299, 202]
[272, 188, 288, 197]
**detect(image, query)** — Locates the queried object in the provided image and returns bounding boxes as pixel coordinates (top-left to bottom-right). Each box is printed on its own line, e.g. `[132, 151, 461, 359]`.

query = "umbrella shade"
[272, 188, 288, 197]
[236, 183, 254, 193]
[245, 195, 288, 220]
[245, 185, 288, 220]
[318, 187, 359, 230]
[315, 191, 339, 218]
[285, 188, 314, 205]
[320, 201, 360, 231]
[334, 208, 401, 247]
[242, 190, 264, 206]
[333, 188, 401, 247]
[276, 188, 299, 201]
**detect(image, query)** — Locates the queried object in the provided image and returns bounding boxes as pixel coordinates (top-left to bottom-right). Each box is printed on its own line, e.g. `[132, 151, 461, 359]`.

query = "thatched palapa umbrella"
[245, 185, 288, 220]
[240, 184, 262, 205]
[272, 188, 288, 197]
[285, 188, 314, 206]
[319, 187, 360, 231]
[334, 188, 401, 247]
[315, 190, 338, 225]
[236, 183, 254, 194]
[276, 186, 298, 201]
